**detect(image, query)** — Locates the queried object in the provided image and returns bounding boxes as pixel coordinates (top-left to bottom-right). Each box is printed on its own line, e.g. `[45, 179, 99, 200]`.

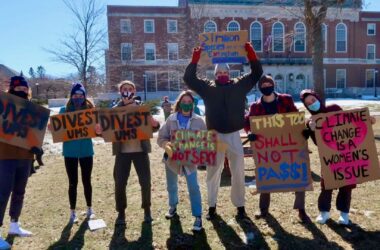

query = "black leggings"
[64, 157, 93, 210]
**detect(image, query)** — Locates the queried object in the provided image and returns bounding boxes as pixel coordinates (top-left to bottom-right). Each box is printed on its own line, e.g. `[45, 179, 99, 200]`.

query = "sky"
[0, 0, 379, 78]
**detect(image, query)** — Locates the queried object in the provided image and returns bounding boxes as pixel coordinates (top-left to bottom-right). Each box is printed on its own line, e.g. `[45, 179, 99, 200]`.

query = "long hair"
[173, 90, 195, 113]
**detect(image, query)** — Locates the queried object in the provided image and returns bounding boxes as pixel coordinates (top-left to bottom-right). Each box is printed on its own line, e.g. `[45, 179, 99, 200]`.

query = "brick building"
[106, 0, 380, 100]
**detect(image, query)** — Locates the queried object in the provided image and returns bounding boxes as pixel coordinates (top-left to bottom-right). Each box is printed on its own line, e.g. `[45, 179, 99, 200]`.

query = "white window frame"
[167, 19, 178, 33]
[367, 44, 376, 60]
[167, 43, 179, 61]
[120, 43, 132, 61]
[322, 23, 327, 53]
[121, 70, 134, 81]
[168, 71, 180, 91]
[144, 43, 156, 61]
[145, 71, 157, 92]
[144, 19, 155, 33]
[204, 20, 217, 33]
[294, 22, 306, 53]
[336, 69, 346, 89]
[367, 23, 376, 36]
[120, 19, 132, 33]
[335, 23, 347, 53]
[227, 20, 240, 32]
[366, 69, 375, 88]
[250, 21, 263, 52]
[272, 21, 285, 53]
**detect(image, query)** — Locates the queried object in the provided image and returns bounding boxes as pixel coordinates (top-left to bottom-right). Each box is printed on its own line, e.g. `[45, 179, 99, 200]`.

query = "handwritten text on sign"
[314, 108, 380, 189]
[199, 30, 248, 64]
[0, 91, 50, 149]
[250, 112, 312, 193]
[170, 130, 217, 166]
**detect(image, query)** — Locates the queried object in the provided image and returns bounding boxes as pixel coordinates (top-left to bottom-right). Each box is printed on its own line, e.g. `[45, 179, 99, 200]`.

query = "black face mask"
[260, 86, 274, 96]
[10, 89, 28, 99]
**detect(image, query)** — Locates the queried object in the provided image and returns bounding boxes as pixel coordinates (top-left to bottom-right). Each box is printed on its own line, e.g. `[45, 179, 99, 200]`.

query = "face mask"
[72, 97, 85, 107]
[308, 100, 321, 112]
[260, 86, 274, 96]
[180, 103, 193, 112]
[122, 91, 134, 99]
[217, 75, 230, 84]
[11, 90, 28, 99]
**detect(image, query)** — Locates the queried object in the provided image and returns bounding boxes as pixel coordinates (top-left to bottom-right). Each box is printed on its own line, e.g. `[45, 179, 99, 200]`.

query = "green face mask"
[179, 103, 193, 112]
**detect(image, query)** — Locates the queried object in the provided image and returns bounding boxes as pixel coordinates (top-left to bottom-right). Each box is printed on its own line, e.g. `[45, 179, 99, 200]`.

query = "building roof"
[0, 64, 18, 79]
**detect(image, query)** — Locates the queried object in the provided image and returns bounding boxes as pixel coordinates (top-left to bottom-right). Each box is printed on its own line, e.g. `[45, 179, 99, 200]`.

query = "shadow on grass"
[311, 171, 322, 182]
[327, 220, 380, 249]
[166, 214, 211, 250]
[265, 214, 343, 250]
[235, 215, 270, 249]
[109, 221, 152, 250]
[47, 220, 88, 250]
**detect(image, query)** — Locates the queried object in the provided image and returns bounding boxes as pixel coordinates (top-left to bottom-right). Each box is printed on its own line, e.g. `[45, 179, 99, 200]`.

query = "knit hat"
[214, 63, 230, 75]
[70, 83, 86, 97]
[10, 76, 29, 89]
[258, 75, 275, 88]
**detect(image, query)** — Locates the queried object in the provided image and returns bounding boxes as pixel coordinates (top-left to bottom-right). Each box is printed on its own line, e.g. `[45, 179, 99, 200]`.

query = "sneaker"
[338, 212, 350, 225]
[165, 207, 177, 219]
[192, 217, 202, 231]
[86, 208, 95, 220]
[298, 209, 311, 223]
[0, 235, 11, 250]
[237, 206, 248, 220]
[254, 210, 268, 219]
[206, 207, 216, 221]
[70, 211, 79, 224]
[115, 212, 126, 226]
[316, 211, 330, 224]
[8, 222, 32, 237]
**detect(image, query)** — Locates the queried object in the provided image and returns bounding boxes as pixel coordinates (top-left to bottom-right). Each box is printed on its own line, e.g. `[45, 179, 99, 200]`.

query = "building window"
[229, 70, 240, 78]
[144, 19, 155, 33]
[336, 23, 347, 53]
[366, 69, 375, 88]
[121, 43, 132, 61]
[294, 22, 306, 52]
[168, 71, 180, 91]
[206, 70, 214, 79]
[120, 19, 131, 33]
[322, 23, 327, 53]
[272, 22, 284, 52]
[121, 71, 133, 81]
[367, 23, 376, 36]
[204, 20, 217, 33]
[227, 20, 240, 32]
[167, 20, 178, 33]
[167, 43, 178, 60]
[144, 43, 156, 61]
[250, 22, 262, 52]
[336, 69, 346, 89]
[145, 72, 157, 92]
[274, 74, 284, 92]
[367, 44, 376, 60]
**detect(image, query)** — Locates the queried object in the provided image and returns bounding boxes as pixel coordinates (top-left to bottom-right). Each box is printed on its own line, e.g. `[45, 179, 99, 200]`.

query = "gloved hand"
[302, 129, 311, 140]
[191, 47, 202, 64]
[245, 42, 258, 61]
[29, 147, 44, 166]
[247, 133, 258, 142]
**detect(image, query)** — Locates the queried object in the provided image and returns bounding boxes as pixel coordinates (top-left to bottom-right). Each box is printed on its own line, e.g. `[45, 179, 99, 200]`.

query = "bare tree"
[47, 0, 106, 88]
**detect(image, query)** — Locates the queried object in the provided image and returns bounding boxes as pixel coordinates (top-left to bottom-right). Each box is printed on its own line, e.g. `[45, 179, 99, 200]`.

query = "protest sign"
[249, 112, 312, 193]
[199, 30, 248, 64]
[314, 108, 380, 189]
[98, 105, 153, 142]
[169, 130, 217, 167]
[0, 91, 50, 149]
[50, 108, 98, 143]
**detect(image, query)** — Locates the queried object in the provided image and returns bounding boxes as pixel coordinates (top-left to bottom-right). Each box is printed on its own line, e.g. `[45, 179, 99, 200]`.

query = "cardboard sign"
[50, 108, 98, 143]
[249, 112, 312, 193]
[98, 105, 153, 142]
[170, 130, 217, 167]
[199, 30, 248, 64]
[0, 91, 50, 149]
[314, 108, 380, 189]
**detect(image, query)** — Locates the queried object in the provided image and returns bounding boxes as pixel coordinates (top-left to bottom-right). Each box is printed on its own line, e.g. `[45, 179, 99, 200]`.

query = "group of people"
[0, 42, 376, 249]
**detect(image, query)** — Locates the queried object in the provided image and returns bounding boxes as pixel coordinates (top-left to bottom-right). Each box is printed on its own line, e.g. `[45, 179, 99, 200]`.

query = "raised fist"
[245, 42, 258, 61]
[191, 47, 202, 64]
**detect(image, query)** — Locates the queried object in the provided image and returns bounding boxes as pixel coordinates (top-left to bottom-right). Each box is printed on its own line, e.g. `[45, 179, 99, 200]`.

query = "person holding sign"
[57, 83, 96, 224]
[244, 75, 311, 223]
[300, 89, 376, 225]
[104, 80, 160, 225]
[0, 76, 41, 248]
[184, 42, 262, 220]
[157, 91, 206, 231]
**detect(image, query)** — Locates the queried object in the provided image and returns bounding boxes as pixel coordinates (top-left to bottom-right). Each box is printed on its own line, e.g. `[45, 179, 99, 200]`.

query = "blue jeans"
[165, 166, 202, 217]
[0, 159, 32, 226]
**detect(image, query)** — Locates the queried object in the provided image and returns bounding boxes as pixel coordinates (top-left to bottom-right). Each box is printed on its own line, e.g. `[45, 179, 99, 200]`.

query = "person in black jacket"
[183, 42, 263, 220]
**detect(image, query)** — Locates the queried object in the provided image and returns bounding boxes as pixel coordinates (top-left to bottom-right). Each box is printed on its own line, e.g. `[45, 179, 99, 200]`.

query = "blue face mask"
[72, 97, 85, 107]
[308, 100, 321, 112]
